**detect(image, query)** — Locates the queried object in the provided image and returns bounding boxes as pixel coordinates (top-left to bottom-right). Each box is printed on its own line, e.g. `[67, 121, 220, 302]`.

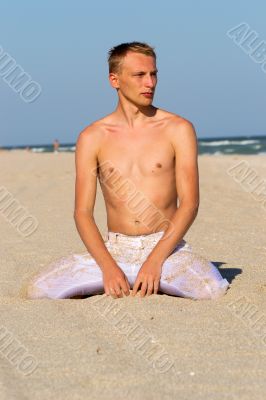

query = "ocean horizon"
[1, 134, 266, 155]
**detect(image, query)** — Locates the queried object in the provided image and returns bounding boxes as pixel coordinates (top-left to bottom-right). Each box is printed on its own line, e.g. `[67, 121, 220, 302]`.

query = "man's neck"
[114, 101, 158, 129]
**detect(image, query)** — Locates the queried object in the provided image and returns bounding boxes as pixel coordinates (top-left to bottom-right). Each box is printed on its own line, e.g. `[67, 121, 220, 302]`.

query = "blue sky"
[1, 0, 266, 146]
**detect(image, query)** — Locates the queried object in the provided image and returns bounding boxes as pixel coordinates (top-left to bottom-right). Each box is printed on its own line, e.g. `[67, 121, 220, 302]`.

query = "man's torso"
[93, 108, 184, 235]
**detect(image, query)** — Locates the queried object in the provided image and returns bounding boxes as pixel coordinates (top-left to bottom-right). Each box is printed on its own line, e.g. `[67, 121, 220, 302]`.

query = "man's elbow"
[73, 209, 94, 221]
[179, 200, 199, 215]
[192, 204, 199, 216]
[188, 204, 199, 216]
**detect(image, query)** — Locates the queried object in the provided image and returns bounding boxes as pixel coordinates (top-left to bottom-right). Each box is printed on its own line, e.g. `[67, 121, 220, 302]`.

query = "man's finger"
[154, 280, 160, 295]
[121, 279, 130, 296]
[146, 279, 154, 296]
[132, 278, 141, 296]
[115, 285, 123, 298]
[104, 284, 111, 296]
[110, 286, 120, 299]
[140, 280, 148, 297]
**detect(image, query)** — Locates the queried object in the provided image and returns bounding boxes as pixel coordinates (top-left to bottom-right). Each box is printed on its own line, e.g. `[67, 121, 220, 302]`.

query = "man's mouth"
[142, 92, 153, 97]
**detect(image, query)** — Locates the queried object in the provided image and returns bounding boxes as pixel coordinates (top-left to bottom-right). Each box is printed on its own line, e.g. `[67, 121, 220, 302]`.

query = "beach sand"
[0, 150, 266, 399]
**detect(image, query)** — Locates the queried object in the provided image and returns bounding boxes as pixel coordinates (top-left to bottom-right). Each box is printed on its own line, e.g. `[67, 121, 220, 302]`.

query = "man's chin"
[128, 97, 154, 108]
[139, 99, 153, 106]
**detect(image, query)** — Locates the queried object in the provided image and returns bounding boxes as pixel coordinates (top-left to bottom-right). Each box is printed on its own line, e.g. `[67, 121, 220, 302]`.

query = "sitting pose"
[25, 41, 229, 300]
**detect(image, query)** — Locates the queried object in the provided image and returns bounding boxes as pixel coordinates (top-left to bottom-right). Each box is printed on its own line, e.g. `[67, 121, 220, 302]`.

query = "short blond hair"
[107, 41, 156, 74]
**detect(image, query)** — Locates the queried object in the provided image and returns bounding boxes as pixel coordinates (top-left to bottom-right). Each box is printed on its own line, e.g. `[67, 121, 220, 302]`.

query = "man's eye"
[134, 73, 157, 76]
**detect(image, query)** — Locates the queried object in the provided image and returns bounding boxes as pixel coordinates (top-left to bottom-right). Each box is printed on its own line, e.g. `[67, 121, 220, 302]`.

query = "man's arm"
[74, 125, 117, 272]
[146, 119, 200, 264]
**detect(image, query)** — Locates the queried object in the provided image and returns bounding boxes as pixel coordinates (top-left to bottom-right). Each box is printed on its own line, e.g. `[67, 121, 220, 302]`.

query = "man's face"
[110, 51, 158, 106]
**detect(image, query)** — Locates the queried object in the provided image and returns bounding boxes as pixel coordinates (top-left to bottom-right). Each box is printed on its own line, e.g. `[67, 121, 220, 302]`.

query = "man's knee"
[192, 276, 229, 300]
[164, 250, 229, 300]
[189, 258, 230, 300]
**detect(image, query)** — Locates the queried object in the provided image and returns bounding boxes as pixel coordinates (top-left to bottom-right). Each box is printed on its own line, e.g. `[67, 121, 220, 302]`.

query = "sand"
[0, 150, 266, 400]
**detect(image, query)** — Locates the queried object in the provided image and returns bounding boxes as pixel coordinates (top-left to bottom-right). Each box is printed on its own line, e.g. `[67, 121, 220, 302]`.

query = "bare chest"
[97, 131, 175, 182]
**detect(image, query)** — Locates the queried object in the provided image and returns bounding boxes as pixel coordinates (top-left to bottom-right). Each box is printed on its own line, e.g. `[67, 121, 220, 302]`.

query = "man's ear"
[109, 73, 119, 89]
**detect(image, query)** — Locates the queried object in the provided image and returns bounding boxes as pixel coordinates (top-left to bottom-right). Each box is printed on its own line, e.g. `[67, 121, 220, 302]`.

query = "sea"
[2, 135, 266, 155]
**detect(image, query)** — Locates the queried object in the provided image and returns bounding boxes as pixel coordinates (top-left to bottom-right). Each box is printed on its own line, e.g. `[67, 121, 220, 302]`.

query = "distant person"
[53, 139, 60, 153]
[26, 41, 229, 300]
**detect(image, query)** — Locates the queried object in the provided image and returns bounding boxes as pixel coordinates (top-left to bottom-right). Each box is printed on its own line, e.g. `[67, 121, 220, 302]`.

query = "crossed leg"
[24, 241, 229, 300]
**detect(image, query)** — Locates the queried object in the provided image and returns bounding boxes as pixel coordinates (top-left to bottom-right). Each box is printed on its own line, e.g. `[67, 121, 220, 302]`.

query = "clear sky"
[1, 0, 266, 146]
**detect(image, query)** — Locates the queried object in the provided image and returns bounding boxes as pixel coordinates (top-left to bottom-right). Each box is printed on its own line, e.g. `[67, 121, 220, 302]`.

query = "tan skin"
[74, 51, 199, 299]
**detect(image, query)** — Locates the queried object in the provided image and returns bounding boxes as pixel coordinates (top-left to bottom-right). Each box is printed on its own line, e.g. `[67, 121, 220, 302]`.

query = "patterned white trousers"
[25, 231, 229, 300]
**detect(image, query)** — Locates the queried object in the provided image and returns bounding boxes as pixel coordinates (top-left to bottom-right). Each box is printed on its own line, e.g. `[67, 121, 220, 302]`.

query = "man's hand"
[103, 264, 131, 299]
[131, 259, 162, 297]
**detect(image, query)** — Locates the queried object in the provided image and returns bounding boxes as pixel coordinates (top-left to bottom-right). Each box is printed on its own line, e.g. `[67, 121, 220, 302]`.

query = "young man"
[25, 42, 229, 300]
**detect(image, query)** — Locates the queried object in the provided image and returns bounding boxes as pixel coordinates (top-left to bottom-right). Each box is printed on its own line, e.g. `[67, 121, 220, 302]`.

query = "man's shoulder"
[158, 109, 195, 139]
[77, 115, 113, 142]
[159, 109, 194, 129]
[159, 110, 197, 153]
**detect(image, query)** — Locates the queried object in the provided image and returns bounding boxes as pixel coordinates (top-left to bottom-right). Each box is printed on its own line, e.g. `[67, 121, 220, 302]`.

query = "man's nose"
[145, 75, 156, 88]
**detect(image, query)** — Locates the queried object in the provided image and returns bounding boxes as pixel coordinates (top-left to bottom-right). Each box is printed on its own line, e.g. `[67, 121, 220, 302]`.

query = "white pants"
[25, 231, 229, 300]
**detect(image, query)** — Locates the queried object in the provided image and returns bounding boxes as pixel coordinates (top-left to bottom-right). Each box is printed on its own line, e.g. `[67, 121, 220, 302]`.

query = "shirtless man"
[25, 42, 229, 300]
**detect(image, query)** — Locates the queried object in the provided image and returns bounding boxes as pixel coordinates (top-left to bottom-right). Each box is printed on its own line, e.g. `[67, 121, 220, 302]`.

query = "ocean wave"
[199, 139, 260, 146]
[31, 148, 45, 152]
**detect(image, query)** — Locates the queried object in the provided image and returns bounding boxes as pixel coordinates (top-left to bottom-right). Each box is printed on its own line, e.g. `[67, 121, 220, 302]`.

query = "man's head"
[108, 41, 158, 107]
